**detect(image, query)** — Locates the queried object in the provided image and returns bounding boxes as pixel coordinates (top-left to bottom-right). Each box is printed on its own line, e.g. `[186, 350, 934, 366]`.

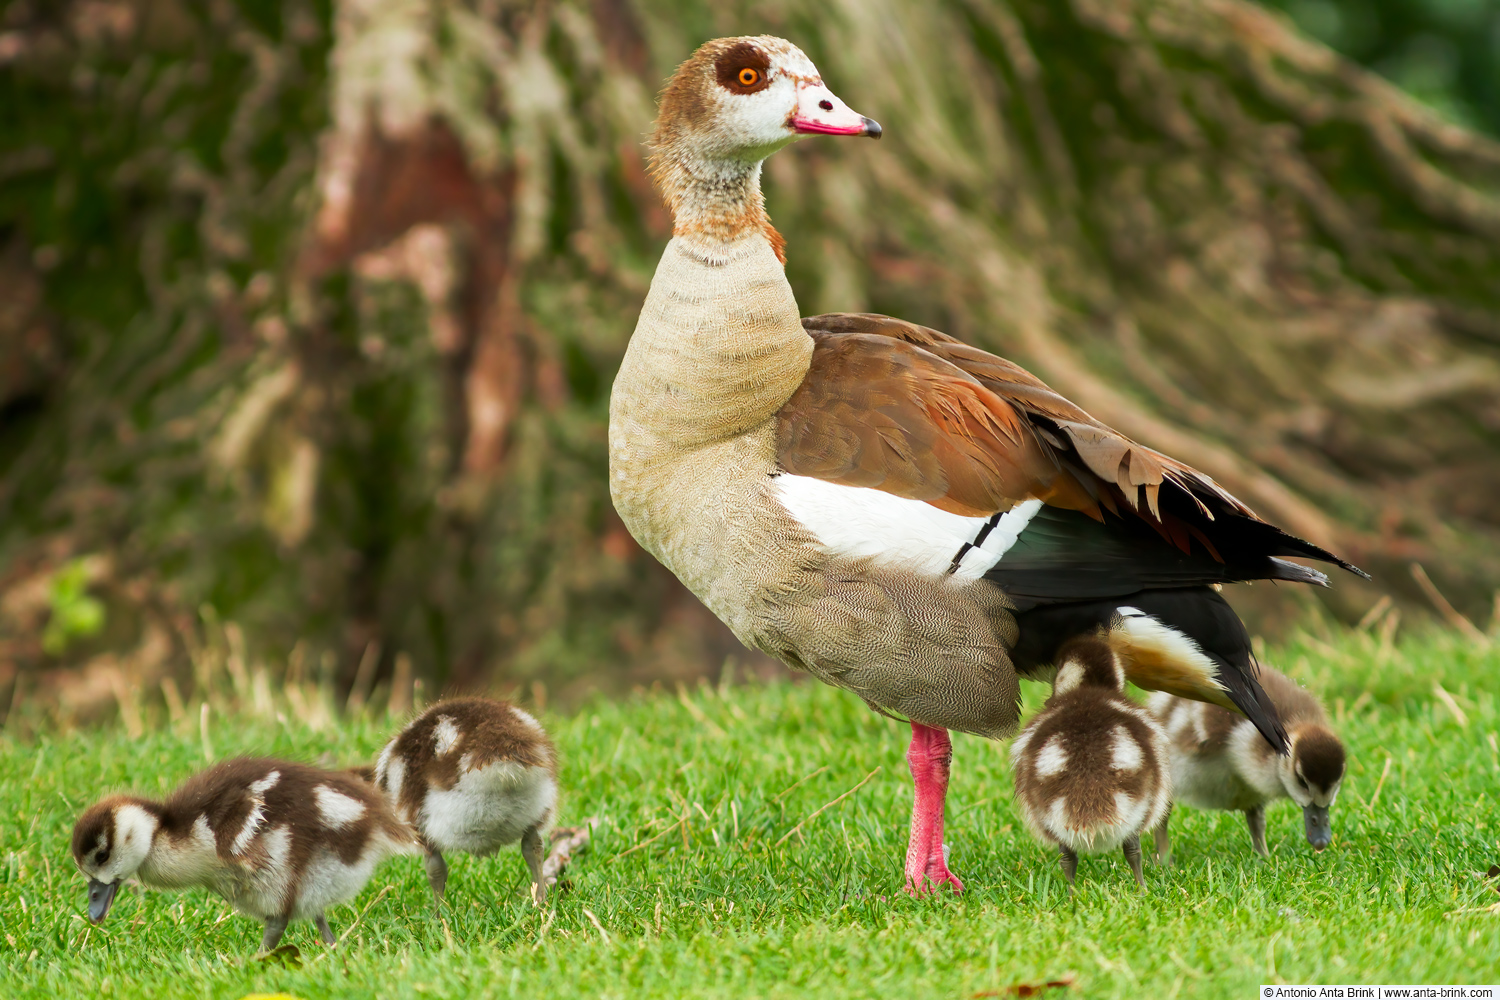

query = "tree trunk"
[1, 0, 1497, 718]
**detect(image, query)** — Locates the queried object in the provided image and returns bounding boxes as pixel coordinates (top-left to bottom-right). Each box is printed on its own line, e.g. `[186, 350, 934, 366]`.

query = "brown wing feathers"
[789, 313, 1366, 579]
[775, 331, 1099, 517]
[795, 313, 1244, 520]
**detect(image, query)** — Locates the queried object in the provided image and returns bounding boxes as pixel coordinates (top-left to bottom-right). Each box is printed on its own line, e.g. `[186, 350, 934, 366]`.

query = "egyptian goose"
[71, 758, 417, 953]
[1010, 638, 1171, 892]
[608, 35, 1365, 893]
[1148, 663, 1345, 862]
[371, 697, 558, 905]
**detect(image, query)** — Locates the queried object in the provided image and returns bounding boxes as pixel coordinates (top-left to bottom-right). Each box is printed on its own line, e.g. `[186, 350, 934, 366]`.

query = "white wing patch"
[191, 814, 215, 851]
[376, 744, 405, 804]
[509, 705, 545, 734]
[230, 769, 283, 856]
[772, 475, 1042, 580]
[1035, 735, 1070, 777]
[433, 715, 461, 756]
[314, 785, 368, 829]
[1110, 727, 1143, 771]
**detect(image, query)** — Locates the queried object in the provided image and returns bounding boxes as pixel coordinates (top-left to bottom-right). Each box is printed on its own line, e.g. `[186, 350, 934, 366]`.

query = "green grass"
[3, 628, 1499, 999]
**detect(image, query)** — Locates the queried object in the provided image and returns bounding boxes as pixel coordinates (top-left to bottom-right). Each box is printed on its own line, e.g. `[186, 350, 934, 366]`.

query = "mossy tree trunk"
[2, 0, 1497, 721]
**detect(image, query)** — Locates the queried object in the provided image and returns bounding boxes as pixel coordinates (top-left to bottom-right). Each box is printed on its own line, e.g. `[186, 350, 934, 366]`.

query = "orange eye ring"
[738, 67, 760, 87]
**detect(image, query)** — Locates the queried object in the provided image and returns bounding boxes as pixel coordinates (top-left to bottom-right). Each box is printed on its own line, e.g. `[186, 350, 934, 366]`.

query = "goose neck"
[659, 154, 781, 255]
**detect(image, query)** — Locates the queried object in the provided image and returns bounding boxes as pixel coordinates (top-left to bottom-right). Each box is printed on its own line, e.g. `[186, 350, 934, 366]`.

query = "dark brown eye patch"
[715, 42, 771, 95]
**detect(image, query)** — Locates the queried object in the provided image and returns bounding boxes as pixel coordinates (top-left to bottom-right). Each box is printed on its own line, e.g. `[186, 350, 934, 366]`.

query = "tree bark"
[1, 0, 1497, 718]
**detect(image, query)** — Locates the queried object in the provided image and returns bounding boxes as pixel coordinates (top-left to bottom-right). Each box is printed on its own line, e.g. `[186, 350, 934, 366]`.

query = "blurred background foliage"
[1265, 0, 1500, 134]
[1, 0, 1498, 727]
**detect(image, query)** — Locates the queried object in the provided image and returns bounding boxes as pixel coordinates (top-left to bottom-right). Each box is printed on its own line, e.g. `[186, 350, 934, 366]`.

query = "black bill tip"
[861, 116, 882, 139]
[87, 878, 118, 923]
[1303, 805, 1332, 851]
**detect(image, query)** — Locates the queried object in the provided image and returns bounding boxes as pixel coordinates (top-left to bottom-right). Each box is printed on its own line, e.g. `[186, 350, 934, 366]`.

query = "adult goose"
[608, 35, 1365, 893]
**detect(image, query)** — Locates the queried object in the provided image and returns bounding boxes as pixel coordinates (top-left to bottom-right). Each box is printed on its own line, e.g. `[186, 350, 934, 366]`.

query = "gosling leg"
[522, 824, 547, 906]
[259, 914, 289, 954]
[425, 848, 449, 904]
[1152, 803, 1173, 868]
[1246, 805, 1268, 857]
[315, 913, 336, 947]
[1122, 835, 1145, 891]
[1058, 844, 1079, 897]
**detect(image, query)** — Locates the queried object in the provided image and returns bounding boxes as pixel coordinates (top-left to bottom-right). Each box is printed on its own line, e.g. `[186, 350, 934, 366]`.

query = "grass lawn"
[2, 627, 1499, 998]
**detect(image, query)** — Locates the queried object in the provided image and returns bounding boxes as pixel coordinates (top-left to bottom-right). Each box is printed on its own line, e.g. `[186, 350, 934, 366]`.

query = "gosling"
[1148, 664, 1345, 862]
[372, 697, 558, 905]
[1010, 637, 1171, 892]
[71, 758, 417, 953]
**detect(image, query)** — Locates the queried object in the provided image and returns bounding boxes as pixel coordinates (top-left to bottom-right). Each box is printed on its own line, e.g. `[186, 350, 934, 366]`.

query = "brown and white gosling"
[71, 758, 417, 953]
[1010, 638, 1172, 891]
[372, 697, 558, 905]
[1148, 664, 1345, 862]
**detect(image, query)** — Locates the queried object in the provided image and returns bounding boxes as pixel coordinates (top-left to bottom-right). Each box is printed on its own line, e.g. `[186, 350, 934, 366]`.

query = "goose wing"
[775, 314, 1366, 754]
[778, 313, 1365, 603]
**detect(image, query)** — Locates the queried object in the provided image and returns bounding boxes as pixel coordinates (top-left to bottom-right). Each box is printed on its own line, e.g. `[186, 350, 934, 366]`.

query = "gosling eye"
[94, 849, 108, 866]
[1296, 777, 1308, 790]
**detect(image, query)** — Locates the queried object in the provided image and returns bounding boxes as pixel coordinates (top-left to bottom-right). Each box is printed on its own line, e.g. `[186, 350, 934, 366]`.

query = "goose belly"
[418, 761, 558, 855]
[611, 429, 1023, 736]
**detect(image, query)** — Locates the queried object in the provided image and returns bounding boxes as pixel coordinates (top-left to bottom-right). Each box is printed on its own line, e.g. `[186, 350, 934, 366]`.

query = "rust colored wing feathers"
[785, 313, 1366, 579]
[793, 313, 1255, 522]
[774, 330, 1096, 517]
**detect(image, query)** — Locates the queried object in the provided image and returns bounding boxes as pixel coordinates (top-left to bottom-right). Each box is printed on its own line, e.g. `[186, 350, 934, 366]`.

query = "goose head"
[71, 797, 159, 923]
[650, 36, 879, 245]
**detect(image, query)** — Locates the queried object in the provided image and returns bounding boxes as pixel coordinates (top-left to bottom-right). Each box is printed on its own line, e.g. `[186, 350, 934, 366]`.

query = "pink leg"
[905, 721, 964, 894]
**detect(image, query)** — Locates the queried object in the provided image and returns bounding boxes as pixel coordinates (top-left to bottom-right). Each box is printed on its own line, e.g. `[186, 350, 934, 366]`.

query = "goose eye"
[737, 67, 759, 87]
[94, 849, 108, 865]
[1296, 777, 1308, 790]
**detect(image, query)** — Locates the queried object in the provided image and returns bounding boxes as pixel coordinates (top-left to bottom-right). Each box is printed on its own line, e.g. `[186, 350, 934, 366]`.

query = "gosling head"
[1051, 637, 1126, 697]
[71, 797, 159, 923]
[1279, 726, 1345, 851]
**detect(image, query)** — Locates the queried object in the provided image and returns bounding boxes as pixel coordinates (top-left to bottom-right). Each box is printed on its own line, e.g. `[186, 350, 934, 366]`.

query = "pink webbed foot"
[906, 841, 965, 895]
[904, 721, 964, 895]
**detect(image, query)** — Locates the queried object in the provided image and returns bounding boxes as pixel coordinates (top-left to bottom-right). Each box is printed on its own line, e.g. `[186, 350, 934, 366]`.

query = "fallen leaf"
[972, 972, 1077, 997]
[254, 944, 302, 969]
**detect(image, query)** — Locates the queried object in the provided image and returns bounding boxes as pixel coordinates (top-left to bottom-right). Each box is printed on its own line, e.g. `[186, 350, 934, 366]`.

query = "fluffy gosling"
[71, 758, 417, 953]
[1011, 637, 1172, 892]
[1148, 664, 1345, 862]
[372, 697, 558, 905]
